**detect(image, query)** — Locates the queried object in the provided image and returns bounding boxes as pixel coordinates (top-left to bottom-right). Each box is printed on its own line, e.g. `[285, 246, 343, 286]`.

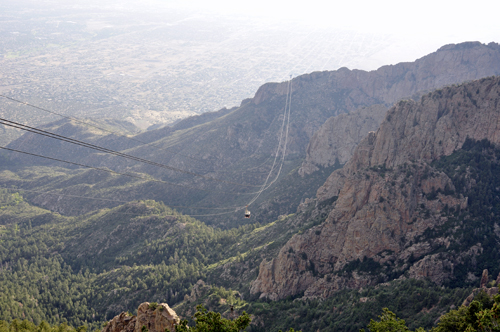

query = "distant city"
[0, 2, 394, 144]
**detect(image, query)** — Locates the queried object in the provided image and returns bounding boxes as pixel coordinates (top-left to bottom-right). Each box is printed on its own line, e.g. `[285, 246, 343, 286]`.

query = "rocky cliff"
[103, 302, 180, 332]
[251, 76, 500, 300]
[298, 42, 500, 175]
[299, 104, 387, 176]
[249, 42, 500, 155]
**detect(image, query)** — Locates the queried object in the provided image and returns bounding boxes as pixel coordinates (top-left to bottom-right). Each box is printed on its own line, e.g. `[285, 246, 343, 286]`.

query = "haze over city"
[0, 0, 499, 142]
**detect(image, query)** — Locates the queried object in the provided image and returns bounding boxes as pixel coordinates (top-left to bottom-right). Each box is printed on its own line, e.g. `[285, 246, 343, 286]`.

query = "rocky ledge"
[103, 302, 180, 332]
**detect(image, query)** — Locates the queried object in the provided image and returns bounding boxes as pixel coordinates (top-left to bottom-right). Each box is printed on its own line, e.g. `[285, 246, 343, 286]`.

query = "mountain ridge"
[4, 42, 500, 223]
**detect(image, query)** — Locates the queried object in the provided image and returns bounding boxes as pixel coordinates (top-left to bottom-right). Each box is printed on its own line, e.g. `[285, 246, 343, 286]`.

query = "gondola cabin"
[244, 206, 251, 218]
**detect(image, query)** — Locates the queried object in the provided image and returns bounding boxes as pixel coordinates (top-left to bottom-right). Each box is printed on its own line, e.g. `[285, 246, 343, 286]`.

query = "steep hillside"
[251, 76, 500, 300]
[3, 42, 500, 224]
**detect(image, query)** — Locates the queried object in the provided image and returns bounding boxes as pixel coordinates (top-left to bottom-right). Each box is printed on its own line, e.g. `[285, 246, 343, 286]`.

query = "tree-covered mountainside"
[0, 319, 88, 332]
[0, 185, 484, 332]
[2, 45, 500, 332]
[0, 189, 324, 329]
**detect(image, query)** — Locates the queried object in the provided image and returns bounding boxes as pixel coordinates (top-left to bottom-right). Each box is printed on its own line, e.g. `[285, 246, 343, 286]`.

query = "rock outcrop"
[251, 76, 500, 300]
[299, 104, 387, 176]
[461, 270, 500, 307]
[103, 313, 136, 332]
[103, 302, 180, 332]
[480, 269, 490, 288]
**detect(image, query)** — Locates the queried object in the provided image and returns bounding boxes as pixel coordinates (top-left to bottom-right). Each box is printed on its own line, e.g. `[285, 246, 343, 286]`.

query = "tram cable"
[246, 75, 293, 208]
[0, 94, 207, 164]
[0, 117, 261, 188]
[0, 94, 277, 175]
[0, 145, 258, 197]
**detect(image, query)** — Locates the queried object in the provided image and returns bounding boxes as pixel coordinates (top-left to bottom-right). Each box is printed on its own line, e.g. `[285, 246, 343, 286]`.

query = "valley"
[2, 38, 500, 331]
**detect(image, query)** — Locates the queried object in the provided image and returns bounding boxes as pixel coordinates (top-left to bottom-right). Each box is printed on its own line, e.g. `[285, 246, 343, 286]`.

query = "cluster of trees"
[430, 138, 500, 287]
[175, 305, 251, 332]
[367, 290, 500, 332]
[0, 319, 87, 332]
[0, 255, 100, 329]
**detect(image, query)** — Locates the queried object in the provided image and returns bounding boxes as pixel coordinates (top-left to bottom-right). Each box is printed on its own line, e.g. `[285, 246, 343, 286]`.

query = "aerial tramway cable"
[0, 94, 281, 176]
[0, 117, 261, 188]
[0, 145, 259, 197]
[0, 94, 205, 163]
[246, 75, 293, 209]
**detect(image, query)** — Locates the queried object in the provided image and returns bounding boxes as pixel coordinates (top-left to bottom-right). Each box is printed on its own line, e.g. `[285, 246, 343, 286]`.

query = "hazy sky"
[162, 0, 499, 66]
[169, 0, 498, 37]
[16, 0, 497, 68]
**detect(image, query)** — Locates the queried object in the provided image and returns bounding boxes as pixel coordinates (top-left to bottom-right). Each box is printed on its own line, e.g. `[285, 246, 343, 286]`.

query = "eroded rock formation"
[103, 302, 180, 332]
[461, 270, 500, 307]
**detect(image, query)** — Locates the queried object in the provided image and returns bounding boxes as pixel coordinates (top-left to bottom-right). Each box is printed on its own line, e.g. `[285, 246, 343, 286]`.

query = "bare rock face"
[299, 104, 388, 176]
[480, 269, 489, 288]
[103, 313, 136, 332]
[408, 254, 454, 285]
[462, 271, 500, 306]
[318, 76, 500, 201]
[135, 303, 179, 332]
[103, 302, 180, 332]
[297, 42, 500, 177]
[251, 76, 500, 300]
